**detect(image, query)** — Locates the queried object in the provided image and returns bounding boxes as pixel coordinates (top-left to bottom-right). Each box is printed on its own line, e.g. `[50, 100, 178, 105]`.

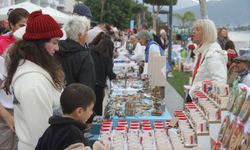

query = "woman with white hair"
[188, 19, 227, 101]
[56, 16, 96, 90]
[136, 30, 165, 75]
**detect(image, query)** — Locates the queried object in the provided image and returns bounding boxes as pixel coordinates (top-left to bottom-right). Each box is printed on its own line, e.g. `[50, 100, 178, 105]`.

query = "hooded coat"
[35, 116, 88, 150]
[57, 39, 96, 90]
[11, 60, 61, 150]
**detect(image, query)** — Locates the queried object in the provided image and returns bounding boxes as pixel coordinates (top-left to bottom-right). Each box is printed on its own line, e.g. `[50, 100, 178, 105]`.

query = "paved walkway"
[164, 81, 184, 116]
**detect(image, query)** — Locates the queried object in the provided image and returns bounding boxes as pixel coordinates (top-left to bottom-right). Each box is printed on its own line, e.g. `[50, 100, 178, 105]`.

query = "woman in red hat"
[4, 10, 64, 150]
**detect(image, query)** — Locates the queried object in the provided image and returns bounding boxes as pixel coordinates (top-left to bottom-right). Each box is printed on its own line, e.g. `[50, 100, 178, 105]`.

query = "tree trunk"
[152, 5, 157, 31]
[156, 5, 160, 32]
[199, 0, 208, 19]
[100, 0, 105, 22]
[136, 13, 141, 29]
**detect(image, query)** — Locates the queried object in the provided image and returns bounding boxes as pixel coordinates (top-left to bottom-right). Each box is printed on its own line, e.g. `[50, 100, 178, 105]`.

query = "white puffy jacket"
[190, 42, 228, 97]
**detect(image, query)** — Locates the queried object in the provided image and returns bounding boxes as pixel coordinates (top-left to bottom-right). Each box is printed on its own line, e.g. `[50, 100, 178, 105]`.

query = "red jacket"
[0, 34, 16, 56]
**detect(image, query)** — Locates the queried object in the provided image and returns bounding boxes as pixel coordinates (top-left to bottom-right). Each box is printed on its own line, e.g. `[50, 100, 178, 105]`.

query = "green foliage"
[80, 0, 152, 30]
[167, 71, 192, 97]
[143, 0, 177, 5]
[144, 11, 153, 27]
[174, 11, 196, 28]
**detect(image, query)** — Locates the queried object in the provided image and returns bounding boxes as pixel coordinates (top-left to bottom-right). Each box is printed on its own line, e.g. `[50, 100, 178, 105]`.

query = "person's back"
[57, 38, 95, 89]
[90, 35, 116, 115]
[35, 116, 87, 150]
[36, 83, 96, 150]
[56, 16, 96, 90]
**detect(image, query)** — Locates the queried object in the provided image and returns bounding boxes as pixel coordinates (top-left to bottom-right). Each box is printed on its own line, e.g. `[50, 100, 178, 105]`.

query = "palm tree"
[174, 11, 196, 28]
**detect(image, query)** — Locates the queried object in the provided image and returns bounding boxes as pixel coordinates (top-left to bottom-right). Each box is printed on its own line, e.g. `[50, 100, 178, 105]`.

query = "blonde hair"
[160, 29, 166, 36]
[194, 19, 217, 45]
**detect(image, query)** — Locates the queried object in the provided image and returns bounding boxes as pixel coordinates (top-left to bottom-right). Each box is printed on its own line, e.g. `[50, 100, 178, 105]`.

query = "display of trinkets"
[151, 97, 164, 116]
[151, 86, 165, 99]
[184, 103, 209, 134]
[125, 101, 136, 116]
[236, 132, 250, 150]
[232, 87, 247, 115]
[211, 139, 221, 150]
[216, 82, 250, 150]
[229, 123, 244, 150]
[218, 115, 230, 141]
[99, 120, 174, 150]
[221, 119, 237, 148]
[104, 93, 155, 119]
[228, 81, 239, 111]
[239, 95, 250, 123]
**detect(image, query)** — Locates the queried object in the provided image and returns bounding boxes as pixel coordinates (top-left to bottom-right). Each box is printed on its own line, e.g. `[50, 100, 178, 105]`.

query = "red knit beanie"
[23, 10, 63, 40]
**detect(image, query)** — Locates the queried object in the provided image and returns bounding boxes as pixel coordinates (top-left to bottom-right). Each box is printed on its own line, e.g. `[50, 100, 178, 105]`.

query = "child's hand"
[93, 140, 108, 150]
[5, 113, 15, 132]
[0, 105, 15, 132]
[83, 123, 92, 132]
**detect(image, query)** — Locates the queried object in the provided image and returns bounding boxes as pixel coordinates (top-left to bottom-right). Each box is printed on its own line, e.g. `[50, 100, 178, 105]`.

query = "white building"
[0, 0, 76, 13]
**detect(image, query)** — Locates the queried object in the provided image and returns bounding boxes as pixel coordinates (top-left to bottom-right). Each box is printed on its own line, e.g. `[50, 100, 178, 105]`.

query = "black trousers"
[94, 85, 105, 116]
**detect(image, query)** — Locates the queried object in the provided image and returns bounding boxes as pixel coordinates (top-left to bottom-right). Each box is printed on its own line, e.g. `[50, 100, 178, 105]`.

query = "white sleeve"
[131, 43, 145, 61]
[143, 63, 148, 75]
[206, 51, 227, 84]
[0, 56, 6, 79]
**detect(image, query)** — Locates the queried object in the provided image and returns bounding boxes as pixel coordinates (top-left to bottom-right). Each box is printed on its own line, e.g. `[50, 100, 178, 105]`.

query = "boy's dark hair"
[60, 83, 96, 114]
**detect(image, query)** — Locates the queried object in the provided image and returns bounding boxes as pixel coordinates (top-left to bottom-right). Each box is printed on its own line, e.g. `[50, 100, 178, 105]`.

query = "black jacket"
[154, 35, 168, 50]
[56, 39, 96, 90]
[35, 116, 87, 150]
[90, 50, 116, 88]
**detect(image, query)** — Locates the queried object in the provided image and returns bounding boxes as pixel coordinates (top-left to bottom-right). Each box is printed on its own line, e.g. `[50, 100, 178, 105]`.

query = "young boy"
[35, 83, 96, 150]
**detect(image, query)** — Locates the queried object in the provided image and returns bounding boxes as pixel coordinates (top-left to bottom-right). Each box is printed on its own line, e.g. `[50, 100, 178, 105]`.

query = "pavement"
[164, 81, 185, 116]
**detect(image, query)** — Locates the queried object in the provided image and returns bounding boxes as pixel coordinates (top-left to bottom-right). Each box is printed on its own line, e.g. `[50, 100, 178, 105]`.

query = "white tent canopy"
[0, 2, 70, 24]
[43, 7, 70, 24]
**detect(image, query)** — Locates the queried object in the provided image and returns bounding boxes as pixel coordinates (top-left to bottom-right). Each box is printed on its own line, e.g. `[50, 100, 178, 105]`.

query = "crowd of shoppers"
[0, 2, 249, 150]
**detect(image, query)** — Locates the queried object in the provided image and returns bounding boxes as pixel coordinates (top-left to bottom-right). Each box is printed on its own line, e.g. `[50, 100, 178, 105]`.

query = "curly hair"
[4, 39, 65, 94]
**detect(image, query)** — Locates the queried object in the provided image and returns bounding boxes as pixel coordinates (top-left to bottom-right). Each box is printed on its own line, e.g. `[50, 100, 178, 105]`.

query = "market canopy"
[0, 2, 70, 24]
[43, 7, 70, 24]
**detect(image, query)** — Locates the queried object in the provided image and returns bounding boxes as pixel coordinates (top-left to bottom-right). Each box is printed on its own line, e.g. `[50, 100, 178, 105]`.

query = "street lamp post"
[168, 0, 173, 74]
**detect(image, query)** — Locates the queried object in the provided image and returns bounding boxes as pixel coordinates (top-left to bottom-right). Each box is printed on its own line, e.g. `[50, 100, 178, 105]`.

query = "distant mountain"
[173, 0, 198, 10]
[162, 0, 250, 27]
[139, 0, 198, 12]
